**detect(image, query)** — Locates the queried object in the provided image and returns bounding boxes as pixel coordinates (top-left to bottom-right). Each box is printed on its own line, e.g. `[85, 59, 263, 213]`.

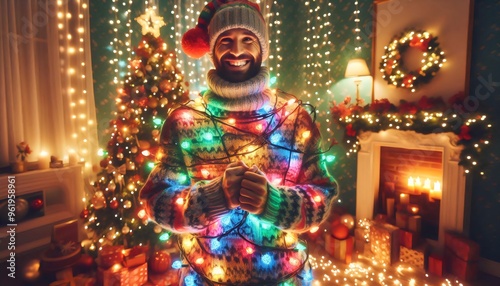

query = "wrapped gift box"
[123, 246, 148, 268]
[399, 229, 420, 249]
[408, 215, 421, 234]
[97, 265, 129, 286]
[428, 253, 444, 277]
[444, 248, 478, 282]
[399, 244, 428, 270]
[395, 211, 409, 229]
[128, 262, 148, 286]
[98, 245, 124, 269]
[325, 235, 354, 264]
[370, 223, 400, 265]
[149, 269, 180, 286]
[354, 227, 371, 255]
[444, 232, 480, 261]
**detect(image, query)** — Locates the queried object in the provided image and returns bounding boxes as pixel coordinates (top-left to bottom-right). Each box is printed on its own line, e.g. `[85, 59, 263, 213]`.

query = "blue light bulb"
[261, 253, 272, 265]
[211, 239, 221, 250]
[172, 260, 182, 269]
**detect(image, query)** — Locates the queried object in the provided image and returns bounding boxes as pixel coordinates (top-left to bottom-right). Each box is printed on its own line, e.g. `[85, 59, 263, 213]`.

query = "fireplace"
[356, 129, 467, 247]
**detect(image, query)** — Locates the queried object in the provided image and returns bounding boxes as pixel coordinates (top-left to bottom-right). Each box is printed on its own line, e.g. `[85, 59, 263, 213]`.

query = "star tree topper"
[135, 9, 165, 37]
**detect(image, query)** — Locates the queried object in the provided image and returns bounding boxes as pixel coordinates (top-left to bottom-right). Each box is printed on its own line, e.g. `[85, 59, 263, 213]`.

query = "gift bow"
[107, 164, 126, 187]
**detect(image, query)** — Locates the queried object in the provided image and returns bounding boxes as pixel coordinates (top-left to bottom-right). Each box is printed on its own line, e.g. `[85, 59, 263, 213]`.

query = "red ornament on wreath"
[149, 250, 172, 273]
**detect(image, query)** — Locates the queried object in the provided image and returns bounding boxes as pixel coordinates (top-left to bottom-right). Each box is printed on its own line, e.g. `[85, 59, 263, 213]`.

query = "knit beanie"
[181, 0, 269, 61]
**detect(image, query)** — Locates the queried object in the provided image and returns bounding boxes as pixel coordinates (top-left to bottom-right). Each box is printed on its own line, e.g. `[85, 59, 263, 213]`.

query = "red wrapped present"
[444, 232, 480, 261]
[97, 264, 129, 286]
[395, 211, 409, 229]
[370, 222, 400, 265]
[444, 248, 478, 281]
[149, 269, 181, 286]
[128, 262, 148, 286]
[123, 246, 148, 268]
[399, 229, 420, 249]
[399, 244, 428, 270]
[325, 235, 354, 264]
[408, 215, 421, 234]
[428, 253, 444, 277]
[98, 245, 124, 269]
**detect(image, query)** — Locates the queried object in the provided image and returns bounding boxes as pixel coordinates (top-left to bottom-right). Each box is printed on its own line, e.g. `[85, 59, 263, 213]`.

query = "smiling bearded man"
[139, 1, 338, 285]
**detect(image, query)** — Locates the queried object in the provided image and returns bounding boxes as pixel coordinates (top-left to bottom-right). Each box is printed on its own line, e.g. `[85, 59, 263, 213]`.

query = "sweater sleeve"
[139, 109, 230, 233]
[259, 107, 338, 233]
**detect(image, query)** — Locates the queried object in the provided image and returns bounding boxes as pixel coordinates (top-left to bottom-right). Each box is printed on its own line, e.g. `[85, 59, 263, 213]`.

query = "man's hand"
[222, 161, 249, 209]
[240, 165, 268, 215]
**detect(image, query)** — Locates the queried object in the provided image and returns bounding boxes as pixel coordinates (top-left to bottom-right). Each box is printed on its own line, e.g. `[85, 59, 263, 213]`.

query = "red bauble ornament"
[80, 209, 89, 219]
[30, 198, 44, 211]
[331, 221, 350, 240]
[74, 254, 95, 273]
[109, 200, 119, 209]
[100, 159, 109, 168]
[149, 250, 171, 273]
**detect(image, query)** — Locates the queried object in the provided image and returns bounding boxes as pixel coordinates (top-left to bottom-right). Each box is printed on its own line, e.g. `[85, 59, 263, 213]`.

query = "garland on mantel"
[330, 93, 492, 176]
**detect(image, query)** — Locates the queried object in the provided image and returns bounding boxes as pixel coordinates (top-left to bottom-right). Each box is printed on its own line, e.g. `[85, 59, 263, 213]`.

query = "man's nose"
[229, 40, 244, 57]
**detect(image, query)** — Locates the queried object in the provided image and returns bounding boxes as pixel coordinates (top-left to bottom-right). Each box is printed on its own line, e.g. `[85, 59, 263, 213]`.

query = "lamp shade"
[345, 58, 370, 78]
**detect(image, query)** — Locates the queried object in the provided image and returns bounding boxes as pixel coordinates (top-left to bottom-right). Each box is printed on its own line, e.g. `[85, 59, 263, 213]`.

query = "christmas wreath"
[380, 30, 446, 92]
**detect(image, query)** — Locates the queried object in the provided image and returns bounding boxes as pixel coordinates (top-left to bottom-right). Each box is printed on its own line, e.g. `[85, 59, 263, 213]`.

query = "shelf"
[0, 165, 85, 259]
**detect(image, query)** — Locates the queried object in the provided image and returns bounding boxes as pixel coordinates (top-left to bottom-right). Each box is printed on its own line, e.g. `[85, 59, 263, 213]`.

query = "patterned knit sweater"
[140, 67, 337, 285]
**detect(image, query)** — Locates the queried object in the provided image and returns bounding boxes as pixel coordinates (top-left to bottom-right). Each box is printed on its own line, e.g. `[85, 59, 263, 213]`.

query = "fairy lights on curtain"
[353, 0, 362, 52]
[55, 0, 97, 171]
[302, 1, 335, 101]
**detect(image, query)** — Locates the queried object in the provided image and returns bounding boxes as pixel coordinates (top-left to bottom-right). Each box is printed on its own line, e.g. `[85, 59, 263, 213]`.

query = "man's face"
[213, 28, 262, 83]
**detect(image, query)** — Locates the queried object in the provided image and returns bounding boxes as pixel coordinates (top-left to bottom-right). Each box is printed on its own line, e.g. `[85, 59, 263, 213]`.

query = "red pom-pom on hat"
[181, 26, 210, 59]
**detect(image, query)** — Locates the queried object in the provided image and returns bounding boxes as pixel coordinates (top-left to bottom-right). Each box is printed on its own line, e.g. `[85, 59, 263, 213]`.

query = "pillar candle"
[68, 150, 78, 166]
[38, 151, 50, 170]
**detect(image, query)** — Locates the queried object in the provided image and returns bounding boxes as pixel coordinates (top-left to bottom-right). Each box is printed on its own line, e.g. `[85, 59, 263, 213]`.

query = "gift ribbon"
[107, 164, 126, 187]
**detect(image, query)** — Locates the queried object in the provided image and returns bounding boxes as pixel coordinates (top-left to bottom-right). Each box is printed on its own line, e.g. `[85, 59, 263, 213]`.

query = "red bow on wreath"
[410, 35, 431, 52]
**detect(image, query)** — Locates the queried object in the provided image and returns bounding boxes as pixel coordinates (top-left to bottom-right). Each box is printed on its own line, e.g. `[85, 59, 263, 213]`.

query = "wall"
[90, 0, 500, 263]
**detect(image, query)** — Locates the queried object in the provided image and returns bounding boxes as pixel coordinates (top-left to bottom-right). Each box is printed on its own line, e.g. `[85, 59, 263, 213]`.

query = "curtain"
[0, 0, 97, 172]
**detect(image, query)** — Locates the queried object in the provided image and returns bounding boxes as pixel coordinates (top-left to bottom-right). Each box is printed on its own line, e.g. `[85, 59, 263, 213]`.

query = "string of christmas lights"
[352, 0, 362, 52]
[331, 96, 491, 175]
[54, 0, 97, 171]
[303, 0, 335, 101]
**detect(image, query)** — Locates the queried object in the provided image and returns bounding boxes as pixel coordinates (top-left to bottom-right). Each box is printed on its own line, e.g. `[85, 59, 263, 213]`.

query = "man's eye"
[243, 37, 255, 43]
[220, 39, 232, 45]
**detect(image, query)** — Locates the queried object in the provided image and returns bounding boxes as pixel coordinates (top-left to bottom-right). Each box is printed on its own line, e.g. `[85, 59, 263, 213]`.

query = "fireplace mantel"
[356, 129, 467, 246]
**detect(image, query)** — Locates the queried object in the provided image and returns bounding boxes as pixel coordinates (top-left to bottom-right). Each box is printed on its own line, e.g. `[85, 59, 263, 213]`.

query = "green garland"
[331, 95, 491, 175]
[380, 30, 446, 92]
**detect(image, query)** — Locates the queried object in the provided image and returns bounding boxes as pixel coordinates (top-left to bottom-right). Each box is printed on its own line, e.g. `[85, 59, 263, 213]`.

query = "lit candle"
[400, 193, 410, 205]
[423, 178, 431, 190]
[407, 176, 415, 192]
[38, 151, 50, 170]
[432, 181, 442, 200]
[68, 150, 78, 166]
[415, 177, 422, 187]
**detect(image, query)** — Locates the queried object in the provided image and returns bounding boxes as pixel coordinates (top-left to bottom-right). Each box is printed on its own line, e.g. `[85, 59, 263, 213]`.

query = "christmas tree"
[81, 10, 189, 255]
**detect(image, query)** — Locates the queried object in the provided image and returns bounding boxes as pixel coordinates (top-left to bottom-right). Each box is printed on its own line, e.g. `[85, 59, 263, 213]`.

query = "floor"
[1, 244, 499, 286]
